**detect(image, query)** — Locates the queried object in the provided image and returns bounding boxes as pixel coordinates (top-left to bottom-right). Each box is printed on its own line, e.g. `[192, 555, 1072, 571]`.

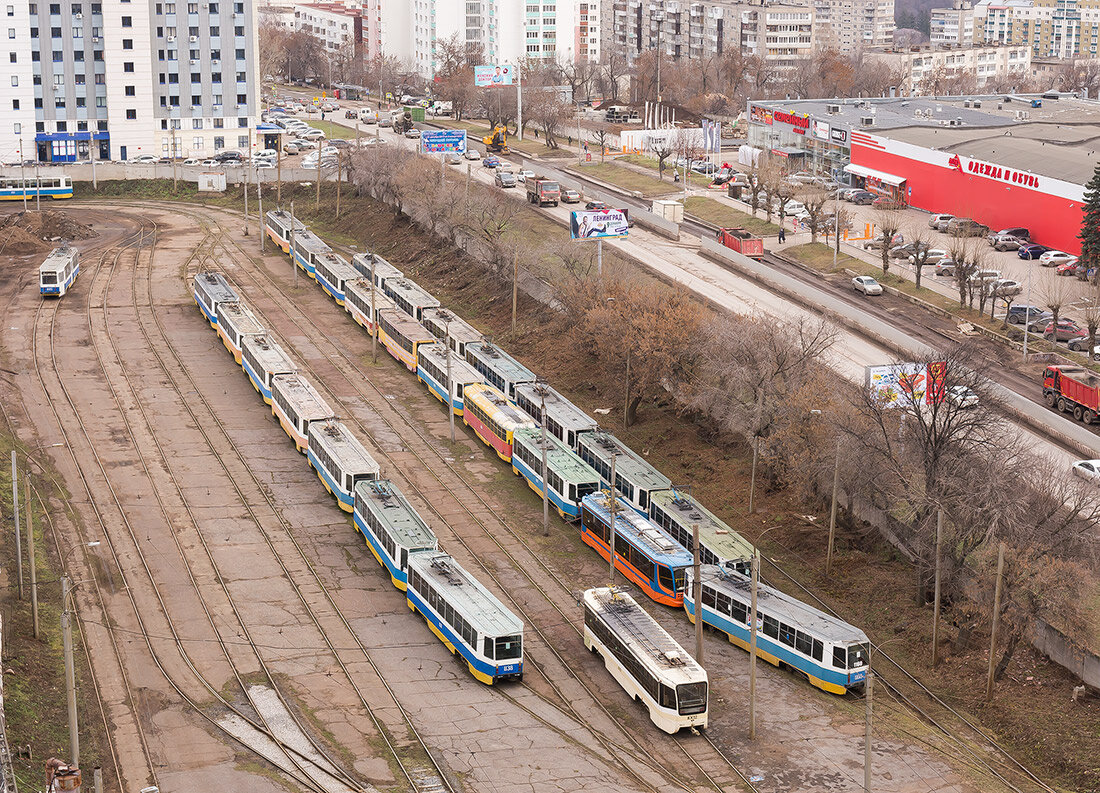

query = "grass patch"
[684, 196, 781, 236]
[618, 154, 712, 186]
[433, 119, 572, 158]
[565, 162, 680, 198]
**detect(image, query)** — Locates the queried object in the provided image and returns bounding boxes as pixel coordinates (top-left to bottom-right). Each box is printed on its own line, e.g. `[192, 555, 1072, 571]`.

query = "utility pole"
[290, 200, 298, 290]
[19, 139, 27, 211]
[749, 548, 759, 740]
[35, 156, 41, 211]
[172, 132, 178, 191]
[864, 666, 873, 793]
[512, 248, 518, 336]
[692, 523, 702, 666]
[11, 451, 22, 600]
[623, 349, 630, 430]
[516, 62, 523, 142]
[243, 165, 250, 237]
[596, 238, 603, 279]
[985, 541, 1006, 701]
[932, 509, 944, 667]
[335, 153, 342, 219]
[541, 389, 549, 537]
[465, 164, 471, 215]
[90, 142, 97, 191]
[276, 136, 283, 206]
[26, 477, 39, 639]
[826, 438, 840, 575]
[748, 433, 760, 514]
[445, 322, 455, 444]
[608, 454, 618, 587]
[62, 576, 79, 766]
[257, 176, 265, 253]
[315, 144, 322, 207]
[370, 254, 378, 364]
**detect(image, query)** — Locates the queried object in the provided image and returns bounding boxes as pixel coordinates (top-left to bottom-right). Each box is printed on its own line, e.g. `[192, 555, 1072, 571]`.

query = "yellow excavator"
[482, 125, 509, 154]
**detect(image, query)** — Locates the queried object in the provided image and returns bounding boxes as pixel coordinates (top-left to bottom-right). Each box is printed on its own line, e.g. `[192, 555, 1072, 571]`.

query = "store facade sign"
[831, 127, 847, 144]
[812, 120, 829, 140]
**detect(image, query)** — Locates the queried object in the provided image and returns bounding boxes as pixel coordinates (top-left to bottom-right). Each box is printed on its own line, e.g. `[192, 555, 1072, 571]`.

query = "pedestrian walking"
[778, 226, 786, 243]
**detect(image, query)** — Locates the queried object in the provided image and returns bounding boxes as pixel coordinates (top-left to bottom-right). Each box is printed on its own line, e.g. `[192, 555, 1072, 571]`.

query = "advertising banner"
[865, 362, 947, 407]
[570, 209, 629, 240]
[475, 64, 514, 87]
[420, 129, 467, 153]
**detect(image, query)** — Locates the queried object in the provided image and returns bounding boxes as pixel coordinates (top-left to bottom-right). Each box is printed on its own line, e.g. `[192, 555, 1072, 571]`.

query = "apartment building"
[0, 0, 259, 162]
[973, 0, 1100, 57]
[865, 43, 1032, 91]
[930, 1, 976, 44]
[741, 4, 814, 66]
[813, 0, 894, 52]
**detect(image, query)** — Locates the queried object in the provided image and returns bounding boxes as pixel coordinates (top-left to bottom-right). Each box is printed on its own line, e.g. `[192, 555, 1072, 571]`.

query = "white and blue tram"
[464, 341, 536, 401]
[344, 277, 397, 336]
[192, 271, 238, 327]
[241, 334, 296, 404]
[313, 251, 359, 306]
[514, 381, 598, 452]
[38, 245, 79, 297]
[307, 419, 380, 512]
[1, 175, 73, 201]
[289, 228, 331, 279]
[406, 552, 524, 685]
[583, 587, 708, 734]
[264, 209, 307, 254]
[580, 492, 693, 608]
[421, 307, 482, 359]
[352, 479, 437, 589]
[416, 342, 484, 414]
[577, 430, 672, 517]
[351, 252, 404, 292]
[216, 301, 265, 365]
[511, 427, 599, 521]
[649, 489, 755, 575]
[270, 373, 335, 452]
[383, 277, 440, 322]
[684, 564, 869, 695]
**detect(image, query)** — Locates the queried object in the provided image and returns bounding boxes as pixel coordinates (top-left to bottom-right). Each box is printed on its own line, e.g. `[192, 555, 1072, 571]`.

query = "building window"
[235, 70, 243, 81]
[74, 73, 83, 83]
[170, 95, 179, 105]
[192, 118, 201, 128]
[187, 1, 196, 11]
[188, 24, 196, 34]
[73, 49, 82, 60]
[97, 119, 106, 130]
[5, 5, 11, 15]
[90, 2, 99, 11]
[190, 71, 199, 82]
[93, 71, 103, 82]
[237, 116, 246, 126]
[122, 15, 131, 25]
[236, 92, 245, 103]
[233, 24, 242, 34]
[52, 49, 61, 59]
[126, 108, 136, 119]
[209, 25, 217, 34]
[125, 84, 134, 95]
[123, 60, 133, 71]
[234, 47, 243, 58]
[122, 37, 131, 48]
[35, 122, 44, 131]
[233, 2, 241, 11]
[8, 26, 15, 37]
[159, 96, 166, 106]
[30, 27, 37, 36]
[51, 25, 59, 35]
[8, 75, 14, 85]
[77, 120, 86, 130]
[55, 97, 64, 106]
[92, 49, 100, 59]
[11, 98, 17, 108]
[49, 2, 59, 12]
[56, 120, 66, 130]
[168, 73, 177, 82]
[7, 51, 12, 61]
[75, 96, 84, 106]
[208, 2, 216, 10]
[155, 2, 161, 12]
[212, 115, 222, 126]
[237, 134, 247, 147]
[191, 94, 199, 104]
[211, 71, 220, 82]
[209, 48, 219, 59]
[72, 26, 81, 36]
[34, 98, 42, 107]
[13, 122, 20, 134]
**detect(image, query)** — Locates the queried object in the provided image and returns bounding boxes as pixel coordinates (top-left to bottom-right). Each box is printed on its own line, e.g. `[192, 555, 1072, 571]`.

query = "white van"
[358, 108, 378, 123]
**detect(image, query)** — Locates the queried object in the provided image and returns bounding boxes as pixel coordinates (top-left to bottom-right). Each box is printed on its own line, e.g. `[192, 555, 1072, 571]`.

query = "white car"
[1039, 250, 1076, 266]
[298, 128, 326, 140]
[200, 159, 220, 166]
[182, 158, 201, 165]
[946, 385, 979, 409]
[990, 278, 1022, 296]
[516, 169, 536, 183]
[464, 147, 482, 160]
[131, 154, 159, 163]
[852, 275, 883, 296]
[254, 161, 276, 170]
[933, 261, 956, 277]
[1072, 459, 1100, 483]
[910, 248, 948, 265]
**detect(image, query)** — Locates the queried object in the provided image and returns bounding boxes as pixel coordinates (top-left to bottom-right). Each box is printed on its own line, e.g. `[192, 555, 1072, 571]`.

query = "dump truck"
[483, 125, 509, 153]
[1042, 364, 1100, 423]
[526, 176, 560, 207]
[716, 227, 764, 259]
[392, 110, 414, 134]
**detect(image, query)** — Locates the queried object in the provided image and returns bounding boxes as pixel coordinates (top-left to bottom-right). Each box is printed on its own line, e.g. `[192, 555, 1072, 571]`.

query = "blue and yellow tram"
[307, 419, 380, 512]
[0, 175, 73, 201]
[39, 245, 79, 297]
[511, 427, 599, 520]
[416, 342, 483, 415]
[313, 251, 358, 306]
[353, 479, 437, 589]
[192, 271, 238, 328]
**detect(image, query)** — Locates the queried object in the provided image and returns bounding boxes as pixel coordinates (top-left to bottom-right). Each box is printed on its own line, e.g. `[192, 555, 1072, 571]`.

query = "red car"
[1056, 260, 1079, 276]
[1045, 319, 1088, 342]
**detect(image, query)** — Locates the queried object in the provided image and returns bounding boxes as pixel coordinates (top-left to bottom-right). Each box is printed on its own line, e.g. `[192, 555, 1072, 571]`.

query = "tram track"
[155, 202, 749, 793]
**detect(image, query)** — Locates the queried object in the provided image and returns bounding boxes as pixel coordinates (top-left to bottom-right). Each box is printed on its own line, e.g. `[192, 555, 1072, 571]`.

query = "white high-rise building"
[0, 0, 260, 163]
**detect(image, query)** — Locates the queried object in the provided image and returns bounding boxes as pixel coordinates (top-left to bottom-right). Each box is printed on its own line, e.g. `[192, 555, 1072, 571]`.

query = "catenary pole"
[370, 254, 378, 364]
[749, 548, 759, 740]
[62, 576, 79, 766]
[693, 522, 703, 666]
[864, 666, 873, 793]
[985, 541, 1006, 700]
[826, 438, 840, 574]
[608, 454, 617, 587]
[932, 509, 944, 667]
[27, 476, 39, 639]
[290, 200, 298, 290]
[446, 321, 455, 444]
[12, 452, 22, 600]
[541, 389, 549, 537]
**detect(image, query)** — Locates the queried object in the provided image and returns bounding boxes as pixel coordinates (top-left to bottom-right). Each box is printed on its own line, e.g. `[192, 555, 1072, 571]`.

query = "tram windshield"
[575, 482, 598, 501]
[848, 643, 869, 669]
[494, 635, 522, 660]
[41, 273, 58, 284]
[676, 682, 708, 715]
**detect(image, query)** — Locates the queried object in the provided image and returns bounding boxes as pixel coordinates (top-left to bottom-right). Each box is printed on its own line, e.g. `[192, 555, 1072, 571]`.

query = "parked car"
[973, 269, 1001, 282]
[990, 278, 1022, 296]
[1026, 313, 1055, 333]
[283, 142, 301, 155]
[1056, 260, 1080, 276]
[464, 147, 482, 160]
[852, 275, 883, 295]
[344, 109, 357, 119]
[298, 128, 326, 140]
[182, 158, 201, 165]
[1016, 244, 1051, 259]
[1005, 305, 1045, 324]
[254, 161, 276, 170]
[989, 233, 1025, 251]
[200, 159, 220, 166]
[444, 152, 462, 165]
[1068, 336, 1100, 352]
[1071, 460, 1100, 483]
[691, 161, 719, 174]
[872, 196, 906, 209]
[848, 191, 876, 205]
[946, 217, 990, 237]
[933, 260, 957, 277]
[947, 386, 979, 409]
[1045, 319, 1088, 342]
[911, 248, 948, 265]
[889, 242, 924, 259]
[928, 213, 954, 229]
[131, 154, 159, 163]
[1039, 250, 1076, 266]
[989, 226, 1030, 242]
[863, 232, 904, 251]
[328, 139, 351, 149]
[494, 171, 516, 188]
[561, 188, 581, 203]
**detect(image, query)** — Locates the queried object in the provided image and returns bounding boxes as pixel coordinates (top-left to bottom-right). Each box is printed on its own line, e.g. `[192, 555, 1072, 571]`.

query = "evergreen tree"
[1078, 162, 1100, 278]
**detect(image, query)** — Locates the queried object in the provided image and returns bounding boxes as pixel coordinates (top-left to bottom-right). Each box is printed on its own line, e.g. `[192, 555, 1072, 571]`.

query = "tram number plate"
[851, 670, 866, 683]
[498, 663, 519, 674]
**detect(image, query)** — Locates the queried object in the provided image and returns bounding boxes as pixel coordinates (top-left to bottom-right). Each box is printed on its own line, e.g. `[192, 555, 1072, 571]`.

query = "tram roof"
[417, 343, 484, 383]
[346, 278, 397, 311]
[512, 427, 599, 484]
[584, 587, 703, 677]
[271, 373, 334, 420]
[465, 342, 537, 383]
[464, 383, 537, 429]
[242, 334, 296, 371]
[309, 420, 379, 475]
[292, 229, 331, 256]
[695, 564, 868, 645]
[386, 277, 441, 308]
[266, 209, 307, 232]
[582, 492, 693, 566]
[578, 431, 672, 491]
[39, 245, 77, 272]
[218, 301, 265, 335]
[514, 382, 598, 434]
[351, 253, 403, 281]
[378, 308, 436, 341]
[649, 489, 754, 565]
[354, 479, 437, 551]
[193, 271, 238, 303]
[421, 307, 482, 341]
[315, 251, 358, 279]
[407, 552, 523, 637]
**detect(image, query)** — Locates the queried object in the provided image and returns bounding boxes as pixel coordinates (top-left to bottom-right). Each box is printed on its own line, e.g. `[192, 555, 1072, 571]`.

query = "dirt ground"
[0, 209, 97, 256]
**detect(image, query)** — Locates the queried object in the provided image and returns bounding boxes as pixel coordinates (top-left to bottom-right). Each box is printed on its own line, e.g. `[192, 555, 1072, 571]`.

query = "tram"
[461, 383, 536, 462]
[511, 427, 600, 520]
[577, 430, 672, 517]
[421, 307, 482, 358]
[352, 479, 437, 589]
[580, 492, 693, 608]
[192, 271, 238, 328]
[649, 489, 755, 575]
[514, 381, 598, 451]
[38, 245, 79, 297]
[0, 175, 73, 201]
[344, 278, 397, 336]
[377, 308, 436, 372]
[351, 252, 404, 292]
[583, 587, 708, 734]
[216, 301, 264, 364]
[241, 334, 296, 404]
[306, 419, 380, 511]
[383, 277, 440, 322]
[464, 341, 536, 401]
[416, 342, 484, 414]
[684, 565, 870, 695]
[270, 373, 335, 452]
[289, 228, 330, 279]
[313, 251, 358, 306]
[406, 551, 524, 685]
[264, 209, 307, 254]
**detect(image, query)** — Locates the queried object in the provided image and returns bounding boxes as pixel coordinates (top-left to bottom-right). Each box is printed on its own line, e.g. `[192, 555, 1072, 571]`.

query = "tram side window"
[660, 684, 676, 710]
[483, 637, 494, 660]
[657, 565, 674, 593]
[762, 614, 779, 640]
[812, 639, 824, 662]
[833, 646, 846, 669]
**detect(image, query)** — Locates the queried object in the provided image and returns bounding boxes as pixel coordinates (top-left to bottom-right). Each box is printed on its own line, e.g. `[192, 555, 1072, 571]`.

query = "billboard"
[865, 362, 947, 407]
[475, 64, 514, 87]
[420, 129, 467, 154]
[570, 209, 629, 240]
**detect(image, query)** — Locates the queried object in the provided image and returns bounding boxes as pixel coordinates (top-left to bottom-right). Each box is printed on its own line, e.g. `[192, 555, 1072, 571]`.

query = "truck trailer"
[1043, 364, 1100, 423]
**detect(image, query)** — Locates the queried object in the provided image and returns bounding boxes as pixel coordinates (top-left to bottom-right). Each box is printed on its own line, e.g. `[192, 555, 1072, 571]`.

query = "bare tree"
[1081, 281, 1100, 359]
[907, 225, 936, 290]
[652, 131, 677, 181]
[797, 186, 830, 244]
[744, 158, 768, 217]
[527, 89, 569, 148]
[759, 159, 785, 223]
[463, 189, 523, 277]
[947, 237, 980, 307]
[873, 208, 904, 276]
[1043, 275, 1069, 336]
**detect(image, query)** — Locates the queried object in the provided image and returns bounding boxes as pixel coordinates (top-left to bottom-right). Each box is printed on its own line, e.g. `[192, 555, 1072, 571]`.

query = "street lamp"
[653, 10, 665, 103]
[747, 524, 779, 741]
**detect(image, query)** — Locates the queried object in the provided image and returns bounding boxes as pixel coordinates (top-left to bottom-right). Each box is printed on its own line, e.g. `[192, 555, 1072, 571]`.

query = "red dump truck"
[716, 227, 764, 259]
[526, 176, 560, 207]
[1043, 364, 1100, 423]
